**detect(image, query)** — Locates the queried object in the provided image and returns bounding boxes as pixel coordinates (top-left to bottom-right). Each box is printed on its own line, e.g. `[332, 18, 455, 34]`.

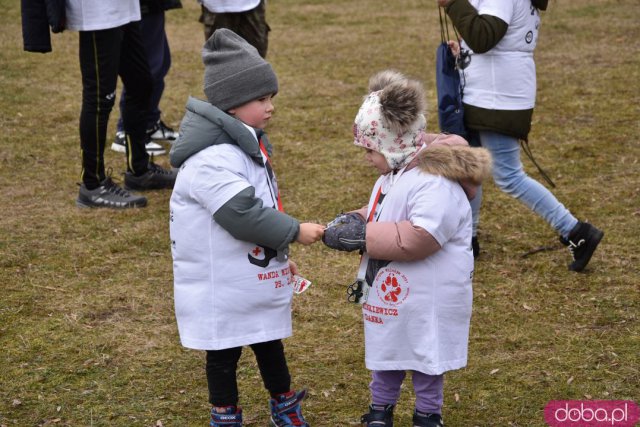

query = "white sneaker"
[148, 120, 179, 142]
[111, 131, 166, 156]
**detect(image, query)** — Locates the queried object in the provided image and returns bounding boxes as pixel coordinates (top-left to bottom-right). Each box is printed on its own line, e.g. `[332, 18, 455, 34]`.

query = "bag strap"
[439, 7, 461, 43]
[520, 139, 556, 188]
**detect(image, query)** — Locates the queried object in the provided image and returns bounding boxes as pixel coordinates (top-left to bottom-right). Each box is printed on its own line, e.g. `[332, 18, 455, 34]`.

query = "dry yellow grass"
[1, 0, 639, 426]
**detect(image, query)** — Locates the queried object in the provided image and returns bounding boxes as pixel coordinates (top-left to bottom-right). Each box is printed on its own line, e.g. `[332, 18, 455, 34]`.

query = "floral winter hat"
[353, 70, 427, 170]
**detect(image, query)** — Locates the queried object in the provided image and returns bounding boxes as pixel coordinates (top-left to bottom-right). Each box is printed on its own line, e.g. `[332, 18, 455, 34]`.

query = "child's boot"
[566, 221, 604, 272]
[269, 389, 310, 426]
[412, 409, 444, 427]
[210, 405, 242, 427]
[360, 404, 394, 426]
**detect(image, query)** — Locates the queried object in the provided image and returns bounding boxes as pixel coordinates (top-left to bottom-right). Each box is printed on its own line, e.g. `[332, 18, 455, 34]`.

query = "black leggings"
[78, 22, 151, 188]
[206, 339, 291, 406]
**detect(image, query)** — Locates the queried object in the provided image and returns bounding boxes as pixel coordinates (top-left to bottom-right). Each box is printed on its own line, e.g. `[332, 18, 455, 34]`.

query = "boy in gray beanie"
[168, 28, 323, 427]
[202, 28, 278, 112]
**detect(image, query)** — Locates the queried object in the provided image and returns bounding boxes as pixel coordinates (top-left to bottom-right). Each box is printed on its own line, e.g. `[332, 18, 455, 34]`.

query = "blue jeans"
[471, 131, 578, 239]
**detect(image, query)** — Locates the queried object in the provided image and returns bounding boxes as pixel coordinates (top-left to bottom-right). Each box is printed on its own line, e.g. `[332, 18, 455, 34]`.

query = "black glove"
[323, 213, 366, 252]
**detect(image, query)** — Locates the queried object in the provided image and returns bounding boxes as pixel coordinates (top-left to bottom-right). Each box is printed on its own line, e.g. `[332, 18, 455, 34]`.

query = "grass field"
[1, 0, 639, 426]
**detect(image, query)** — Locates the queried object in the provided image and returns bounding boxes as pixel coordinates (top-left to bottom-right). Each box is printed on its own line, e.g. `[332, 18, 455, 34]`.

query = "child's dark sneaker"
[210, 406, 242, 427]
[412, 410, 444, 427]
[269, 389, 309, 426]
[361, 404, 394, 426]
[124, 161, 177, 191]
[566, 221, 604, 272]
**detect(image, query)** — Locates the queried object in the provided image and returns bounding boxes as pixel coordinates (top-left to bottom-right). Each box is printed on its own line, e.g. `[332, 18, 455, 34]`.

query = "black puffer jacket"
[21, 0, 65, 53]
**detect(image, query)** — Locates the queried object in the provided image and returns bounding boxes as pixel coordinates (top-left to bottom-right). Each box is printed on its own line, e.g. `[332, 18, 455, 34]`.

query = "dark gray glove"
[323, 213, 366, 252]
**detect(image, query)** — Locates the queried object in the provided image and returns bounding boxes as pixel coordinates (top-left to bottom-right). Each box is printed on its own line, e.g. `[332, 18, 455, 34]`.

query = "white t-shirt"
[461, 0, 541, 110]
[200, 0, 261, 13]
[362, 168, 474, 375]
[170, 142, 293, 350]
[65, 0, 140, 31]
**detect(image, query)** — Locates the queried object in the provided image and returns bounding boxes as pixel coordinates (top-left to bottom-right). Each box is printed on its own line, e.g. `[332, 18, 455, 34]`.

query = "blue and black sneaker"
[269, 389, 309, 426]
[210, 406, 242, 427]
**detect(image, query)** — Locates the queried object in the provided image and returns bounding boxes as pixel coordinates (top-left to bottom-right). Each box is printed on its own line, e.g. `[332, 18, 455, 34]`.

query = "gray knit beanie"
[202, 28, 278, 111]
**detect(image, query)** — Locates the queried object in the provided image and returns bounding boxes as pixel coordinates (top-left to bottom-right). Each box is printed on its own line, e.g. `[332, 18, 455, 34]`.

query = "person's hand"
[437, 0, 452, 7]
[288, 259, 299, 276]
[447, 40, 461, 57]
[322, 213, 367, 252]
[296, 223, 325, 245]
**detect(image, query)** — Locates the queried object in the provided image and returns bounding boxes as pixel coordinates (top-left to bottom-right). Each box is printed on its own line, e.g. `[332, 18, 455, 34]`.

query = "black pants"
[78, 22, 151, 188]
[117, 11, 170, 132]
[206, 339, 291, 406]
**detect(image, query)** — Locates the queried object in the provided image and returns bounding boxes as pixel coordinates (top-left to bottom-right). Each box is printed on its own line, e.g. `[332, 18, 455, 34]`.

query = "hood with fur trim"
[410, 133, 492, 200]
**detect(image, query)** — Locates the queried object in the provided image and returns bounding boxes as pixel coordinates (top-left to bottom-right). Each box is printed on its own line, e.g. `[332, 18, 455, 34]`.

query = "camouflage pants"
[199, 0, 269, 58]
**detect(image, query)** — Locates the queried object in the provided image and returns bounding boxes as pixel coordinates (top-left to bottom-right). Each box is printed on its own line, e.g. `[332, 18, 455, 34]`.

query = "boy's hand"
[288, 260, 299, 276]
[296, 223, 325, 245]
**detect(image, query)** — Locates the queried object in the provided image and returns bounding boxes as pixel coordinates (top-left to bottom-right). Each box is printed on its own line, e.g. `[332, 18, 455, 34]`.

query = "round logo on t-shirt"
[525, 30, 534, 44]
[374, 267, 410, 306]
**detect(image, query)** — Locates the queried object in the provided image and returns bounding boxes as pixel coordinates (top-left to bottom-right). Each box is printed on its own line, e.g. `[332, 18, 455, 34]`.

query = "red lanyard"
[258, 138, 284, 212]
[367, 186, 384, 223]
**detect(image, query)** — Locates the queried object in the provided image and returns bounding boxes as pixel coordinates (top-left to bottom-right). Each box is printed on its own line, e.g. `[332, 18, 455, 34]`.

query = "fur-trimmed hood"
[409, 133, 492, 199]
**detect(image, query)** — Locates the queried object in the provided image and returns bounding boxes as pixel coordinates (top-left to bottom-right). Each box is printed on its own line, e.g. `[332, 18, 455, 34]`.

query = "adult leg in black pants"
[76, 22, 175, 209]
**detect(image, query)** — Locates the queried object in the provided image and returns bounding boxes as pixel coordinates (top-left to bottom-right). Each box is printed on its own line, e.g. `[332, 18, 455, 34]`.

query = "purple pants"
[370, 370, 444, 414]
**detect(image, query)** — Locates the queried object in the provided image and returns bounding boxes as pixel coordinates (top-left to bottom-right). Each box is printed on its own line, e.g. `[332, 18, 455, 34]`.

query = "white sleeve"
[407, 178, 463, 247]
[475, 0, 513, 24]
[189, 148, 252, 215]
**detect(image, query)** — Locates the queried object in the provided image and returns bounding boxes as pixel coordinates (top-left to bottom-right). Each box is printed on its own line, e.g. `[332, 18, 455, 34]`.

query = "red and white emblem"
[374, 267, 409, 306]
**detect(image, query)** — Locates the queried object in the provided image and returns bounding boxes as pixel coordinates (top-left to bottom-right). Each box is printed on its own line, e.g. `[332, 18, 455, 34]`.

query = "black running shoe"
[566, 221, 604, 272]
[124, 162, 177, 191]
[77, 177, 147, 209]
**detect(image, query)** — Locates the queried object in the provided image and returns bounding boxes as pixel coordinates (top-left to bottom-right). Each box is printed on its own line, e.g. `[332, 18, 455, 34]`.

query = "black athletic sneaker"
[77, 177, 147, 209]
[111, 131, 166, 155]
[566, 221, 604, 272]
[413, 410, 444, 427]
[148, 120, 178, 142]
[361, 404, 394, 427]
[124, 162, 177, 191]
